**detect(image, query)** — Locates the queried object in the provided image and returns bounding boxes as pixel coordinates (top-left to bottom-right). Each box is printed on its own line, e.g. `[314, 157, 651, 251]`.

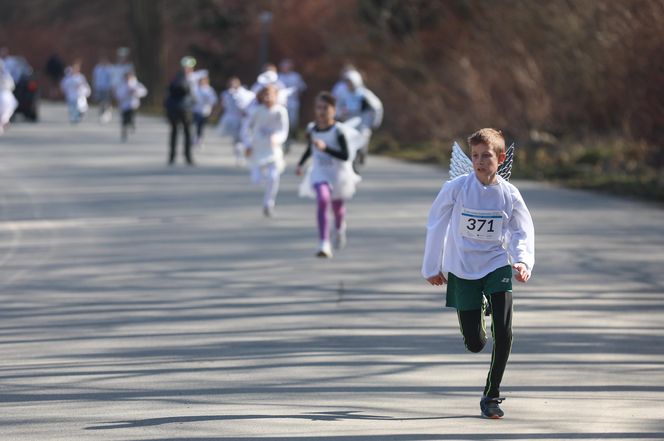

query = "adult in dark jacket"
[164, 57, 196, 165]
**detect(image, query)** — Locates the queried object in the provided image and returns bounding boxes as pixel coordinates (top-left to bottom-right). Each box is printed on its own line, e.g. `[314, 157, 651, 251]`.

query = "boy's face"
[471, 142, 506, 180]
[262, 87, 277, 107]
[315, 100, 335, 124]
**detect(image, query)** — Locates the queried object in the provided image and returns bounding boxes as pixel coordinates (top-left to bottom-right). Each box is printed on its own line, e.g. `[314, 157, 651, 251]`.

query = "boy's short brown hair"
[468, 128, 506, 155]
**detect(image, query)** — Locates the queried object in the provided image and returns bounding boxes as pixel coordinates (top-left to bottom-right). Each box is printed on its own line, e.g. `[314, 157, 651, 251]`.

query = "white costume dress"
[334, 71, 383, 154]
[61, 70, 91, 121]
[115, 77, 147, 112]
[217, 85, 255, 143]
[298, 122, 362, 200]
[245, 103, 289, 210]
[246, 104, 289, 174]
[0, 61, 18, 130]
[422, 173, 535, 280]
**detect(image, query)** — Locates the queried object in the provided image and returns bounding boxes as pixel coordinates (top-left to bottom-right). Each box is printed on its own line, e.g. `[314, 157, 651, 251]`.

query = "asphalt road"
[1, 103, 663, 441]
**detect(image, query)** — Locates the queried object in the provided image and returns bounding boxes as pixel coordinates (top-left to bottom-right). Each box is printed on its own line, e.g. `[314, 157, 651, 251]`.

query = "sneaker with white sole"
[316, 240, 333, 258]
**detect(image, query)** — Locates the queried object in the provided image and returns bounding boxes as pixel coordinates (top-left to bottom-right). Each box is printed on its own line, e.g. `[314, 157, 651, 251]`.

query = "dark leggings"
[457, 291, 513, 398]
[194, 113, 208, 140]
[167, 110, 192, 163]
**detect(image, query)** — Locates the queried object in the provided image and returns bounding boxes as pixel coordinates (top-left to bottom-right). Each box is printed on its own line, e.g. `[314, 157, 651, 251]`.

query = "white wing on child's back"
[449, 141, 474, 180]
[336, 121, 363, 162]
[497, 143, 515, 181]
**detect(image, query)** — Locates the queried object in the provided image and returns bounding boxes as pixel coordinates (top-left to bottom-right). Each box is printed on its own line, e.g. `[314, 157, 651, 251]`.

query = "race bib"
[459, 207, 503, 241]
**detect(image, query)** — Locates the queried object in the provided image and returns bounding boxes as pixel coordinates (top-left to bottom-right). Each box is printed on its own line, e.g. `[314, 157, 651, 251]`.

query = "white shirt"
[61, 73, 91, 102]
[194, 84, 218, 117]
[115, 78, 147, 111]
[246, 104, 289, 168]
[221, 86, 254, 120]
[422, 173, 535, 280]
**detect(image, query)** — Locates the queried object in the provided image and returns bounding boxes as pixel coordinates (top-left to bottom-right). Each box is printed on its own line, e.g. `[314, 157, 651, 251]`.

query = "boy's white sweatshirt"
[194, 84, 218, 117]
[422, 173, 535, 280]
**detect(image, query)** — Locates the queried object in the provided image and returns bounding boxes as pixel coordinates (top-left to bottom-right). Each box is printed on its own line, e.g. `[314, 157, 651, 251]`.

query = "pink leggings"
[314, 182, 345, 241]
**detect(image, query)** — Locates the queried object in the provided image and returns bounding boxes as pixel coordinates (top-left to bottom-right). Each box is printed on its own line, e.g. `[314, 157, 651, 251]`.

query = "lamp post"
[258, 11, 273, 70]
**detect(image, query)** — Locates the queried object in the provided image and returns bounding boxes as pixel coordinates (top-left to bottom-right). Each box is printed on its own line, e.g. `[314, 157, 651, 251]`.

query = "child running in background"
[245, 85, 289, 217]
[115, 70, 147, 142]
[192, 74, 217, 149]
[92, 57, 114, 123]
[296, 91, 361, 258]
[60, 60, 91, 124]
[217, 76, 255, 165]
[0, 59, 18, 134]
[422, 128, 534, 419]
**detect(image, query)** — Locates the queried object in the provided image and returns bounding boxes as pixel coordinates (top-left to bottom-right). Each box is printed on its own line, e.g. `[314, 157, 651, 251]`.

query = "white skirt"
[0, 90, 18, 125]
[298, 161, 361, 200]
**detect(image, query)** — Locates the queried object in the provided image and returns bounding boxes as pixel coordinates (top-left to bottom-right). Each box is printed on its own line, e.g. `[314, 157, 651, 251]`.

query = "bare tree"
[128, 0, 164, 107]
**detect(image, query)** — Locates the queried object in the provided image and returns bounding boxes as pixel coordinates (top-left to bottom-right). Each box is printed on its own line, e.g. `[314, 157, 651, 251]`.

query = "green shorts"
[446, 265, 513, 311]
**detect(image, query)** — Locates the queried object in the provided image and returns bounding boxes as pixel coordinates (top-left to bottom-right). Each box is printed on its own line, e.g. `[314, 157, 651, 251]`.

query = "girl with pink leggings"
[297, 91, 361, 257]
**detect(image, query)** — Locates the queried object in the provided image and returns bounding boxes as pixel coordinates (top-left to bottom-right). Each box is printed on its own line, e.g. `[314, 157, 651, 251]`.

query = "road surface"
[1, 103, 663, 440]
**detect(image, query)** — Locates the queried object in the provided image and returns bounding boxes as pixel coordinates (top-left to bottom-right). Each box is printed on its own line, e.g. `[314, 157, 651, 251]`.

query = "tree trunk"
[128, 0, 164, 107]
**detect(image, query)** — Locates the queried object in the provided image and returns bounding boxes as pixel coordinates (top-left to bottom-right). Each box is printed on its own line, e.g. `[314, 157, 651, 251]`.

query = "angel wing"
[449, 141, 473, 180]
[497, 143, 515, 181]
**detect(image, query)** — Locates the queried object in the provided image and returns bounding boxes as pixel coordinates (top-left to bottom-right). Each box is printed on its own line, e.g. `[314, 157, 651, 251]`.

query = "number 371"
[466, 218, 495, 232]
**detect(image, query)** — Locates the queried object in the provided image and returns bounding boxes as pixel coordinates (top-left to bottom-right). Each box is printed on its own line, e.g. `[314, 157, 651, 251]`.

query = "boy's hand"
[295, 165, 303, 176]
[426, 272, 447, 286]
[244, 147, 252, 158]
[513, 263, 531, 283]
[313, 139, 326, 151]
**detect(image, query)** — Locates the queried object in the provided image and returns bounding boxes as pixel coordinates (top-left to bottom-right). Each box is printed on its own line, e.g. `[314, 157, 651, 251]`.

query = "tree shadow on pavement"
[85, 410, 474, 430]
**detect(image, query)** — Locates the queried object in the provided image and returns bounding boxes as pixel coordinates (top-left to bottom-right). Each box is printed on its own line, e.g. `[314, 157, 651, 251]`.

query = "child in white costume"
[92, 57, 114, 123]
[331, 63, 356, 105]
[192, 74, 218, 148]
[115, 70, 147, 142]
[251, 64, 292, 107]
[61, 61, 91, 124]
[245, 85, 289, 217]
[278, 59, 307, 148]
[296, 92, 362, 258]
[217, 77, 255, 164]
[422, 128, 534, 420]
[0, 60, 18, 134]
[334, 70, 382, 170]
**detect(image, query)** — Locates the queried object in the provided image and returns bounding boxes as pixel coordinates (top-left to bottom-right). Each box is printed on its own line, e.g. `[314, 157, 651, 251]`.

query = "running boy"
[115, 70, 147, 142]
[192, 74, 218, 148]
[61, 60, 91, 124]
[296, 92, 361, 258]
[245, 84, 289, 217]
[422, 128, 534, 419]
[217, 76, 255, 165]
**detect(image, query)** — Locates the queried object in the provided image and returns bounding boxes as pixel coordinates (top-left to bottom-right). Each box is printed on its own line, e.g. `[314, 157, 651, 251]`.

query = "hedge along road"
[0, 103, 663, 441]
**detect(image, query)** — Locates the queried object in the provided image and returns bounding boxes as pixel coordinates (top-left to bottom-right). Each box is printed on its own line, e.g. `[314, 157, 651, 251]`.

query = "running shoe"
[316, 240, 333, 258]
[480, 396, 505, 419]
